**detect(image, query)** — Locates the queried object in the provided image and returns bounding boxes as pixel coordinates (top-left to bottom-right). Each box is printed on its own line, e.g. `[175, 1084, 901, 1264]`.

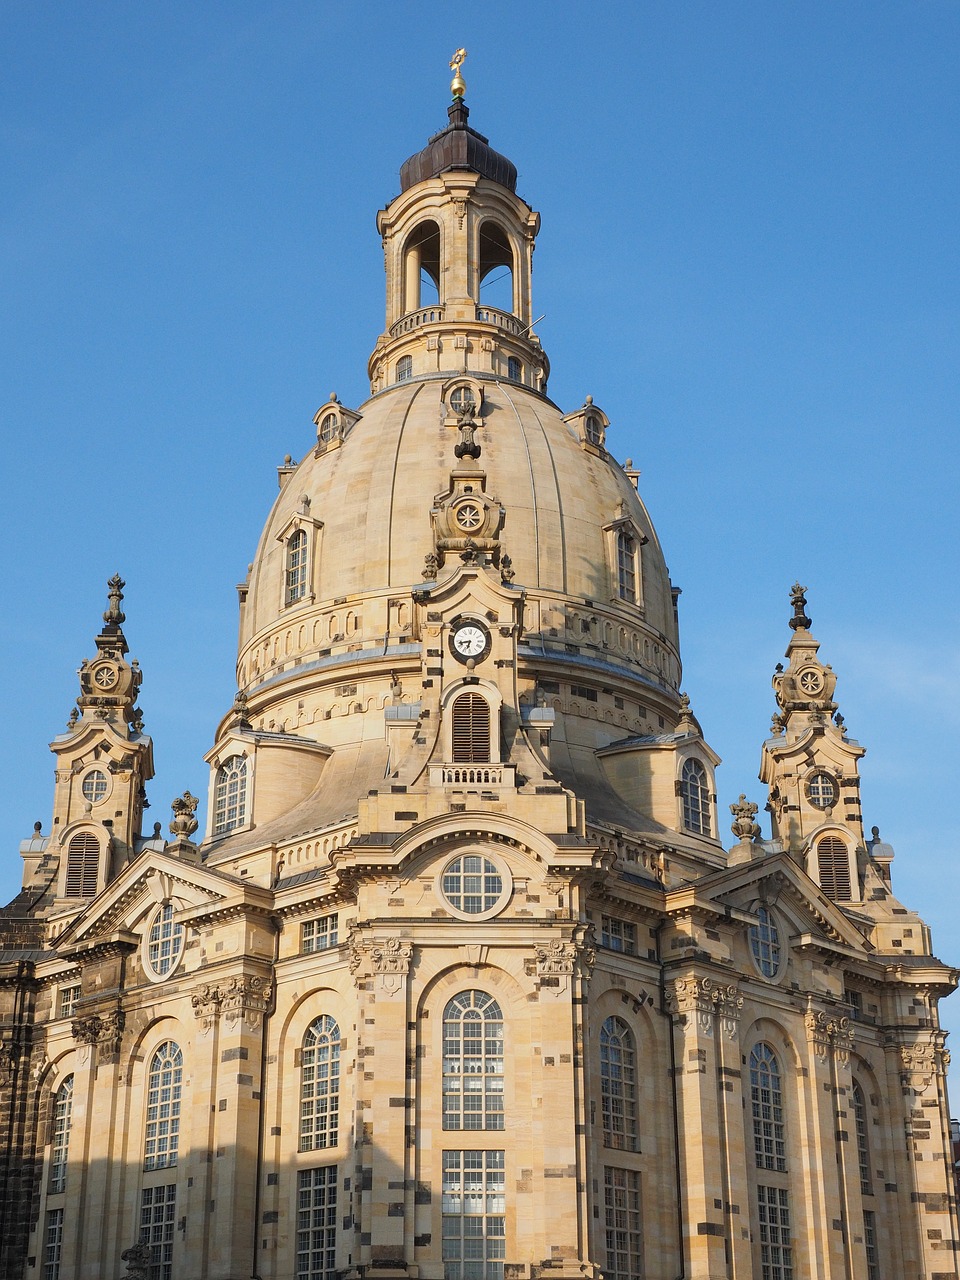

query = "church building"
[1, 56, 957, 1280]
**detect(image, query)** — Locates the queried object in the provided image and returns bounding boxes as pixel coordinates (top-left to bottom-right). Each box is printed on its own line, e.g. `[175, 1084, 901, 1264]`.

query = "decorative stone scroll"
[805, 1009, 854, 1067]
[534, 937, 595, 996]
[191, 983, 223, 1034]
[666, 976, 743, 1040]
[895, 1035, 949, 1094]
[190, 976, 272, 1032]
[71, 1009, 126, 1061]
[349, 935, 413, 995]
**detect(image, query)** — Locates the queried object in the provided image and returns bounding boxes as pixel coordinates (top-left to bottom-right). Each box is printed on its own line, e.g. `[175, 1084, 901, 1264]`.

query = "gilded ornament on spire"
[449, 48, 467, 99]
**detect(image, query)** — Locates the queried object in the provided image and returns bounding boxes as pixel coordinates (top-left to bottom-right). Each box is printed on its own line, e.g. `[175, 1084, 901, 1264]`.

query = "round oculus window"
[145, 902, 185, 980]
[82, 769, 109, 805]
[92, 664, 117, 690]
[807, 771, 838, 810]
[797, 667, 824, 695]
[450, 386, 476, 416]
[318, 412, 338, 443]
[454, 502, 483, 532]
[440, 853, 510, 919]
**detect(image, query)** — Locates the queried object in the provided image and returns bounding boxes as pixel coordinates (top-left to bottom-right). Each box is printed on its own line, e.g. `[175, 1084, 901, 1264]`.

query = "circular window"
[749, 905, 783, 980]
[145, 903, 185, 980]
[450, 386, 476, 416]
[807, 772, 838, 810]
[92, 664, 117, 690]
[797, 667, 824, 695]
[440, 853, 510, 919]
[454, 502, 483, 532]
[319, 412, 338, 443]
[82, 769, 109, 805]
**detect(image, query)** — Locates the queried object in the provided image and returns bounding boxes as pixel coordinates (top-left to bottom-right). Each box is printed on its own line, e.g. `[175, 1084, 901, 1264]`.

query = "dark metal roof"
[400, 101, 517, 193]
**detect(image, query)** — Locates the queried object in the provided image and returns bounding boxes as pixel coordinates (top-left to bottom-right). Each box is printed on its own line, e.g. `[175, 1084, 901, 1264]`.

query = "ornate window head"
[144, 1041, 182, 1170]
[213, 755, 247, 835]
[680, 758, 711, 836]
[396, 354, 413, 382]
[816, 835, 852, 901]
[146, 903, 185, 980]
[442, 990, 504, 1131]
[300, 1015, 341, 1152]
[49, 1075, 74, 1194]
[64, 832, 99, 897]
[285, 528, 308, 606]
[750, 1042, 786, 1171]
[749, 906, 782, 980]
[600, 1016, 638, 1150]
[806, 771, 837, 810]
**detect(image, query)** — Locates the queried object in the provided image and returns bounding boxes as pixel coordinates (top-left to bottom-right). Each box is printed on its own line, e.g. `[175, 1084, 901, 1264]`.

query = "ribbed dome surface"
[240, 377, 675, 654]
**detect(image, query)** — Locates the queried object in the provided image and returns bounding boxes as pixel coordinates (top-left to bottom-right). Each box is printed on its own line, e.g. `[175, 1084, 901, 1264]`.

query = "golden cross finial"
[449, 48, 467, 98]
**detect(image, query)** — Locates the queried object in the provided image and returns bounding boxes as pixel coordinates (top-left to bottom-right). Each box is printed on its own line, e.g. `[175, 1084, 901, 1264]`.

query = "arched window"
[816, 836, 851, 901]
[396, 354, 413, 383]
[750, 1043, 786, 1171]
[300, 1016, 341, 1152]
[147, 903, 185, 978]
[749, 907, 782, 980]
[617, 531, 637, 604]
[442, 990, 504, 1131]
[144, 1041, 182, 1170]
[507, 356, 522, 383]
[478, 220, 514, 312]
[852, 1080, 872, 1195]
[49, 1075, 74, 1194]
[403, 220, 440, 311]
[213, 756, 247, 834]
[317, 412, 339, 444]
[680, 758, 711, 836]
[451, 692, 491, 763]
[285, 529, 308, 605]
[600, 1016, 637, 1150]
[64, 832, 99, 897]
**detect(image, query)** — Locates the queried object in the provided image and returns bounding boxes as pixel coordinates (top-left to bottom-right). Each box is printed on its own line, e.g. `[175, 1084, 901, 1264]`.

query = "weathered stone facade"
[1, 65, 957, 1280]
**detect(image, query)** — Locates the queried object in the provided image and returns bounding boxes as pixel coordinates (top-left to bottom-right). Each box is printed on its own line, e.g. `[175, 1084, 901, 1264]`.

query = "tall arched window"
[144, 1041, 182, 1170]
[213, 756, 247, 834]
[617, 531, 637, 604]
[442, 990, 504, 1131]
[750, 1043, 786, 1172]
[852, 1079, 872, 1195]
[817, 836, 852, 901]
[64, 832, 99, 897]
[680, 758, 711, 836]
[451, 692, 491, 763]
[285, 529, 308, 605]
[300, 1015, 341, 1152]
[600, 1016, 637, 1150]
[49, 1075, 74, 1194]
[396, 355, 413, 383]
[506, 356, 522, 383]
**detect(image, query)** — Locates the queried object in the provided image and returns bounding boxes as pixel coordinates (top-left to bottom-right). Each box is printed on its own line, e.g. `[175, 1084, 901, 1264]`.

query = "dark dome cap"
[399, 100, 517, 193]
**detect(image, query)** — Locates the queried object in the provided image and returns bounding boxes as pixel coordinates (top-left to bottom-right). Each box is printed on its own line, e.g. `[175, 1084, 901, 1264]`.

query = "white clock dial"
[453, 625, 487, 657]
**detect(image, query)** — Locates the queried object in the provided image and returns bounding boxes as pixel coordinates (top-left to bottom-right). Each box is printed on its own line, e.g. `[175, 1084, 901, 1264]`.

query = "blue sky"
[2, 2, 959, 1071]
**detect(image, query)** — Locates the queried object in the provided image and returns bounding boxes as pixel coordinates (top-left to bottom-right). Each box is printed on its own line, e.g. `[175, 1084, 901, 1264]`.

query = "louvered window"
[64, 833, 99, 897]
[452, 693, 490, 763]
[817, 836, 851, 901]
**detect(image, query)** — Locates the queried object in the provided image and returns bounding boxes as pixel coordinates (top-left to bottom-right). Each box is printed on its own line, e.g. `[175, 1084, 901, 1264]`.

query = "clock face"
[451, 622, 490, 662]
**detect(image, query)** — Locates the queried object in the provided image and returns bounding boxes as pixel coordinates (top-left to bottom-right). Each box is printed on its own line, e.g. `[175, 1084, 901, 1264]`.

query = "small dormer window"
[397, 355, 413, 383]
[806, 771, 837, 810]
[318, 412, 338, 444]
[214, 756, 247, 834]
[507, 356, 522, 383]
[680, 758, 711, 835]
[285, 529, 308, 605]
[617, 531, 638, 604]
[585, 415, 603, 446]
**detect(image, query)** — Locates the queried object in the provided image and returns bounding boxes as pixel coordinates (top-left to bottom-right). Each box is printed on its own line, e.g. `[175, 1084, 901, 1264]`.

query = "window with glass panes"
[144, 1042, 182, 1170]
[442, 990, 504, 1130]
[441, 1149, 505, 1280]
[297, 1166, 337, 1280]
[58, 985, 81, 1019]
[49, 1075, 73, 1194]
[213, 756, 247, 834]
[600, 916, 637, 955]
[302, 913, 339, 954]
[147, 903, 184, 977]
[604, 1167, 643, 1280]
[864, 1210, 879, 1280]
[756, 1185, 792, 1280]
[43, 1208, 63, 1280]
[140, 1185, 176, 1280]
[286, 530, 308, 605]
[750, 1043, 786, 1171]
[600, 1017, 638, 1150]
[852, 1080, 872, 1194]
[749, 907, 781, 979]
[300, 1016, 340, 1151]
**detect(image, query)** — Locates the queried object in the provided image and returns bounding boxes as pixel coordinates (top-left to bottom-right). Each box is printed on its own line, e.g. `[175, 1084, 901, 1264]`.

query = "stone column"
[799, 1007, 853, 1280]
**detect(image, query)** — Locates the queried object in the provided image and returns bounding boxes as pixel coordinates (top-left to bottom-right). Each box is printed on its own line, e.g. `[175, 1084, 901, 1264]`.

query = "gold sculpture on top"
[450, 48, 467, 98]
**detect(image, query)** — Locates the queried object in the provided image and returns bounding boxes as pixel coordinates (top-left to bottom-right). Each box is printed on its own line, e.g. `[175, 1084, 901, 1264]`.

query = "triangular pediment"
[52, 849, 249, 951]
[673, 852, 870, 954]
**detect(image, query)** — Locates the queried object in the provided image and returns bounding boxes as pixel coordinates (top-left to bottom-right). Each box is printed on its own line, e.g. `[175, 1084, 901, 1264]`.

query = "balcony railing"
[390, 306, 445, 338]
[475, 306, 524, 336]
[429, 763, 517, 788]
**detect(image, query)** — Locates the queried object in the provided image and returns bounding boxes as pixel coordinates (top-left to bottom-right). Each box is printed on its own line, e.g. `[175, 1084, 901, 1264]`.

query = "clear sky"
[2, 2, 959, 1077]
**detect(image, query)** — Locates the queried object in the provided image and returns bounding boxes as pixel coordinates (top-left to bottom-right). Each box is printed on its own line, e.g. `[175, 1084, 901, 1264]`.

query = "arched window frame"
[679, 756, 712, 837]
[442, 990, 504, 1131]
[213, 754, 248, 835]
[402, 218, 442, 313]
[476, 217, 517, 316]
[749, 1042, 786, 1172]
[749, 906, 783, 981]
[852, 1078, 872, 1195]
[300, 1015, 341, 1152]
[441, 681, 502, 766]
[144, 1041, 183, 1171]
[285, 529, 308, 606]
[49, 1074, 74, 1194]
[396, 354, 413, 383]
[814, 832, 854, 902]
[601, 517, 646, 611]
[62, 830, 101, 898]
[600, 1015, 638, 1151]
[506, 355, 523, 383]
[275, 512, 322, 611]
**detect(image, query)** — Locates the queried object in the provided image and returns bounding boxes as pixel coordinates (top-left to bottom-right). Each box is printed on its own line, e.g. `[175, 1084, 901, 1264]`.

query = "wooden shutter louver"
[817, 835, 851, 901]
[451, 693, 490, 763]
[65, 832, 100, 897]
